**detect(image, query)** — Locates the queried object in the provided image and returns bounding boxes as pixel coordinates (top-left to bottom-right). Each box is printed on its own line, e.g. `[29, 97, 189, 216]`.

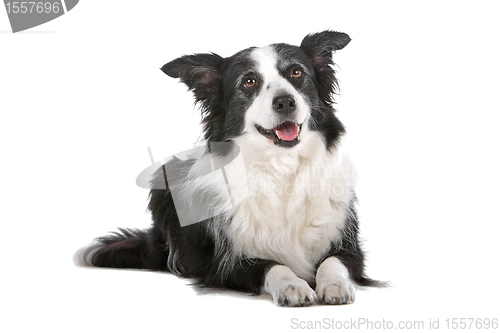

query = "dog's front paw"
[264, 265, 316, 307]
[273, 280, 316, 307]
[316, 278, 355, 305]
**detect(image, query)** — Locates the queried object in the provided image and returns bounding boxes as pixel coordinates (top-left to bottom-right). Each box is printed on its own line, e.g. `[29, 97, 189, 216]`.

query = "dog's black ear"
[300, 30, 351, 60]
[161, 53, 223, 103]
[300, 31, 351, 104]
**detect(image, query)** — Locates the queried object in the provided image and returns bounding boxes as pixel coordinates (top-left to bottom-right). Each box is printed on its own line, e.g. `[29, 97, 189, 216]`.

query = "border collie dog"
[76, 31, 382, 306]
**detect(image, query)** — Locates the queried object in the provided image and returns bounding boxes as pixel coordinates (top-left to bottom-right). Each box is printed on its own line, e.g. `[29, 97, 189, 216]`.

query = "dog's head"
[162, 31, 350, 150]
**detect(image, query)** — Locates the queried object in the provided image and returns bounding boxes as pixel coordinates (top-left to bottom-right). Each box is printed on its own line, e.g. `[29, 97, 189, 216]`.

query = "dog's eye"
[291, 69, 302, 78]
[244, 78, 256, 88]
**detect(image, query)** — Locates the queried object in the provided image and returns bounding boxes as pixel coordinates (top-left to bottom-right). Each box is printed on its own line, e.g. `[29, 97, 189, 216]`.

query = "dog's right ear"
[161, 53, 223, 103]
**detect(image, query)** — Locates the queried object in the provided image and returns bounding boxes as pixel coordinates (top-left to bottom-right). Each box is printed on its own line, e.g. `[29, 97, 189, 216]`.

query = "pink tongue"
[274, 122, 299, 141]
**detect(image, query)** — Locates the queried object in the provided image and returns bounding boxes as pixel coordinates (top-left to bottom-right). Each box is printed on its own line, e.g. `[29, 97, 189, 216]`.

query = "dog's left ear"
[300, 31, 351, 103]
[300, 30, 351, 63]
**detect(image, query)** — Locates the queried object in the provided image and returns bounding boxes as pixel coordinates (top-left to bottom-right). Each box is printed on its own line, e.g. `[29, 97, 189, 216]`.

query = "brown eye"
[244, 78, 256, 88]
[291, 69, 302, 78]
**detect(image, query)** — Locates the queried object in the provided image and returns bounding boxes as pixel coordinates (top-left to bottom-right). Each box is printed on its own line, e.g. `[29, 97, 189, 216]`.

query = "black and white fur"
[75, 31, 383, 306]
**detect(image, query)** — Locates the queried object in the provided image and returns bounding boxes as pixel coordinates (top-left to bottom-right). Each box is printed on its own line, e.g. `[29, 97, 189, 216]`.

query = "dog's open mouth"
[255, 122, 303, 148]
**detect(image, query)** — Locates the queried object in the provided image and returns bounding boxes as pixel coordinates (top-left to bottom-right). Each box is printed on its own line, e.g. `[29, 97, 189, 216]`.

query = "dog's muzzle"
[255, 121, 303, 148]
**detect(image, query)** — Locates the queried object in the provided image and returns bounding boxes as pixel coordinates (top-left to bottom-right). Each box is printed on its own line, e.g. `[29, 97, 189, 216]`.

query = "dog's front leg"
[315, 257, 356, 305]
[264, 265, 316, 306]
[210, 259, 315, 306]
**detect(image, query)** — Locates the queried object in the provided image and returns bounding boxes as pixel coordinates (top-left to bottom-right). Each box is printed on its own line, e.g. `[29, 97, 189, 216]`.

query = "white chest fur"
[225, 130, 356, 283]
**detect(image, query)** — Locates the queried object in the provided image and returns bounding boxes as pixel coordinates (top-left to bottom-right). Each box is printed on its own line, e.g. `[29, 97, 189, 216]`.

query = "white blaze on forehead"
[244, 46, 310, 131]
[250, 46, 280, 82]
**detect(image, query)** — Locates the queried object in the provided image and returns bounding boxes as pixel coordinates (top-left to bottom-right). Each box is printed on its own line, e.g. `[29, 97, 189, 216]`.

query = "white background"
[1, 1, 499, 332]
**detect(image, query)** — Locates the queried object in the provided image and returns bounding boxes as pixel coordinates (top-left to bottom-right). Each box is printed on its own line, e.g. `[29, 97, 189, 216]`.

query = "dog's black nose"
[273, 95, 296, 114]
